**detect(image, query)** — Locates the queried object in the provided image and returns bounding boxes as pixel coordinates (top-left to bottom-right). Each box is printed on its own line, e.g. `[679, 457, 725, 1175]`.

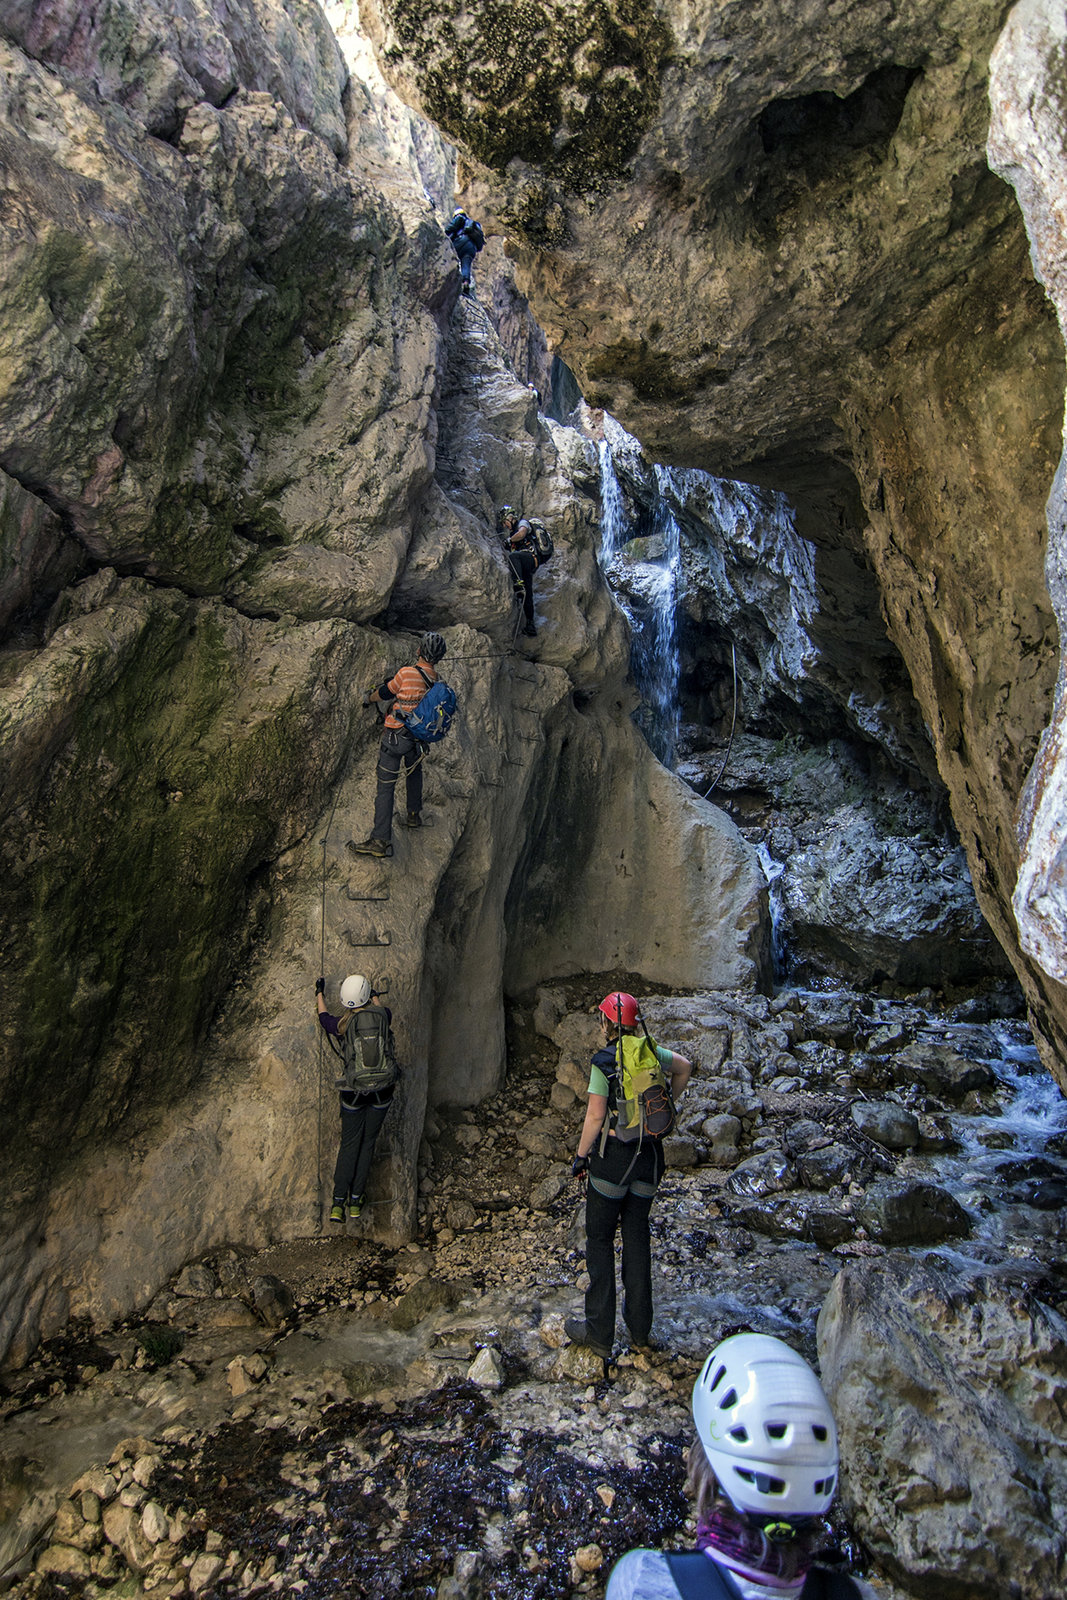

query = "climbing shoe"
[564, 1317, 611, 1360]
[329, 1203, 345, 1224]
[350, 837, 392, 857]
[403, 812, 422, 828]
[348, 1196, 364, 1220]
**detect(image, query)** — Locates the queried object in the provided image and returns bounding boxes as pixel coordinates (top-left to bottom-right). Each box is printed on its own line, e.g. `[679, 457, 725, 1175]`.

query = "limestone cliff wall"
[0, 1, 764, 1363]
[361, 0, 1067, 1085]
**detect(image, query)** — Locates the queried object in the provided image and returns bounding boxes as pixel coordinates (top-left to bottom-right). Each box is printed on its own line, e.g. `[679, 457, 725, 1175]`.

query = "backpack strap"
[800, 1568, 864, 1600]
[664, 1552, 742, 1600]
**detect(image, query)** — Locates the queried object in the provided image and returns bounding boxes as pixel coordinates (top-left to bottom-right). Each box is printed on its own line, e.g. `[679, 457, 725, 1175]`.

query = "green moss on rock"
[384, 0, 670, 192]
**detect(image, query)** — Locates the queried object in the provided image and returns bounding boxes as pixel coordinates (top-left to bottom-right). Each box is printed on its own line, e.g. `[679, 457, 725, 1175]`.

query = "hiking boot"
[403, 812, 422, 828]
[564, 1317, 611, 1360]
[523, 623, 537, 638]
[350, 837, 392, 857]
[329, 1203, 345, 1224]
[348, 1196, 364, 1220]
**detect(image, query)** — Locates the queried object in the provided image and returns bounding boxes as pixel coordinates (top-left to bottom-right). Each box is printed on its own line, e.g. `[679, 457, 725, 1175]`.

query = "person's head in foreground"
[607, 1331, 851, 1600]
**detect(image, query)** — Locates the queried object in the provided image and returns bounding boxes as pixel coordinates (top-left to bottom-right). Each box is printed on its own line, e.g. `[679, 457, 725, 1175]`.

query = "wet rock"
[784, 1119, 831, 1155]
[819, 1257, 1067, 1598]
[538, 1312, 568, 1349]
[726, 1149, 795, 1198]
[855, 1182, 972, 1245]
[730, 1196, 855, 1249]
[850, 1101, 920, 1150]
[893, 1043, 997, 1100]
[797, 1142, 864, 1191]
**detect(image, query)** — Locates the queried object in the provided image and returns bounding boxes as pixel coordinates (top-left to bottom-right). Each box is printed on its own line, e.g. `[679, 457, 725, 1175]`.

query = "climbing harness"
[702, 640, 738, 799]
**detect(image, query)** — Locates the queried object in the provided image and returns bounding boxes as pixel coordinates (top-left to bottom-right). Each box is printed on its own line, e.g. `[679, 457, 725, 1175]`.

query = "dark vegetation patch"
[147, 1384, 688, 1599]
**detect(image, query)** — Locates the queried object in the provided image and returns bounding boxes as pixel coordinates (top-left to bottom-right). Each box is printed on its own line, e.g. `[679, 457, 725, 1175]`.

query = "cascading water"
[596, 439, 683, 768]
[757, 842, 787, 977]
[597, 439, 627, 566]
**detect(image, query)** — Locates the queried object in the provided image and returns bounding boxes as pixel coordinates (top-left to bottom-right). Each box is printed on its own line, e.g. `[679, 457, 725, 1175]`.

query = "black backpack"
[464, 218, 485, 250]
[336, 1006, 397, 1096]
[527, 517, 554, 565]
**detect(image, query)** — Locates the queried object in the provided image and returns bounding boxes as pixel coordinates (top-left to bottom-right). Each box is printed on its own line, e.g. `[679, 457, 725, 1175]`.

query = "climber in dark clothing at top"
[499, 507, 539, 637]
[445, 209, 484, 296]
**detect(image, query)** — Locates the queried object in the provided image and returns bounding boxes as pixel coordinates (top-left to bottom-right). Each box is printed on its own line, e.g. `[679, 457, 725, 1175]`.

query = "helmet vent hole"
[718, 1387, 739, 1410]
[735, 1469, 787, 1495]
[708, 1364, 727, 1393]
[766, 1423, 787, 1439]
[729, 1427, 748, 1442]
[812, 1425, 828, 1441]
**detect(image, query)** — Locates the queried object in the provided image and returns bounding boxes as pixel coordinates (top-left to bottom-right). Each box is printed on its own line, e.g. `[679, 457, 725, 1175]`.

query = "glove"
[315, 977, 325, 996]
[572, 1154, 589, 1179]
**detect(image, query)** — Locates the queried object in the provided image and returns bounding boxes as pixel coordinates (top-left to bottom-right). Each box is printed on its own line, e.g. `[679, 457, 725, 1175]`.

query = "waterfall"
[597, 439, 627, 565]
[596, 439, 683, 769]
[630, 467, 682, 768]
[757, 842, 787, 978]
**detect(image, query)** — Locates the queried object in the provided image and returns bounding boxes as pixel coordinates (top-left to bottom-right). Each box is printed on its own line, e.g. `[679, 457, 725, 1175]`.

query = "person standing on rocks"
[500, 509, 540, 638]
[604, 1332, 865, 1600]
[351, 632, 447, 858]
[444, 208, 484, 296]
[315, 973, 397, 1222]
[565, 991, 692, 1359]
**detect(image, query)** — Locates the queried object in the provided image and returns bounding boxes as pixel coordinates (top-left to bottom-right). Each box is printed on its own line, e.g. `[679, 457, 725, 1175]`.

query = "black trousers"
[507, 550, 537, 623]
[332, 1094, 392, 1202]
[371, 728, 421, 841]
[584, 1137, 665, 1350]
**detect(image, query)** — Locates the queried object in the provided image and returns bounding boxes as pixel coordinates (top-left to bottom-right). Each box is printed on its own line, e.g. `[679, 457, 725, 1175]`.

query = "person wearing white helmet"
[315, 974, 397, 1223]
[605, 1333, 867, 1600]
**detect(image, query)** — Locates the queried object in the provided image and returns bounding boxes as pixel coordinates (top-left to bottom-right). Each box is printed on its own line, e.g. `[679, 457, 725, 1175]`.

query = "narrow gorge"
[1, 2, 1066, 1598]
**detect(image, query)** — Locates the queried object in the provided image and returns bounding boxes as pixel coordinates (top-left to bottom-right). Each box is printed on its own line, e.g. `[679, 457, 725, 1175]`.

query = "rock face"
[989, 2, 1067, 998]
[819, 1257, 1067, 1599]
[0, 1, 765, 1363]
[363, 0, 1067, 1083]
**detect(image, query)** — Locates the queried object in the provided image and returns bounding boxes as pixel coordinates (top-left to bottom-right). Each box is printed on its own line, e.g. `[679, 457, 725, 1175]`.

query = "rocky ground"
[3, 975, 1066, 1599]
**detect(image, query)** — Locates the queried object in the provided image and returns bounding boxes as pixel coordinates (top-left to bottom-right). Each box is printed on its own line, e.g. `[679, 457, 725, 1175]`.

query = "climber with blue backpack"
[444, 208, 485, 296]
[565, 991, 692, 1360]
[315, 973, 398, 1223]
[604, 1332, 866, 1599]
[351, 631, 456, 859]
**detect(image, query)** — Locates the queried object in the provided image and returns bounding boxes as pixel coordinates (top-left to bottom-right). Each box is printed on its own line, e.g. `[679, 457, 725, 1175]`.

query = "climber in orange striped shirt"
[351, 632, 447, 858]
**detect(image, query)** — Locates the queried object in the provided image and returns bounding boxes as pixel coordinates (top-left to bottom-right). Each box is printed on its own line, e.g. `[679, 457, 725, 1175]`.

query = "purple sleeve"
[318, 1010, 341, 1037]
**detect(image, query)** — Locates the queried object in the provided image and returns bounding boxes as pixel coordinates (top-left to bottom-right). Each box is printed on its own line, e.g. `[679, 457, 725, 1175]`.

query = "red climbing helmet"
[598, 991, 639, 1028]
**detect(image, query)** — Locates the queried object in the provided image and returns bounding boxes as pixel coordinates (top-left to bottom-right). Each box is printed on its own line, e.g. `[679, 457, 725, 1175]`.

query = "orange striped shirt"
[384, 663, 435, 729]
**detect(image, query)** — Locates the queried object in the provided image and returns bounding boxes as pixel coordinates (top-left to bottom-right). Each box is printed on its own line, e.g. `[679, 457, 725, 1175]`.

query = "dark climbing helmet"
[418, 631, 447, 664]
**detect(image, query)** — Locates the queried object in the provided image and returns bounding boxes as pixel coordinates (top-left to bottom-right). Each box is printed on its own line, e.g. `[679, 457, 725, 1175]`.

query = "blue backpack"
[403, 668, 458, 743]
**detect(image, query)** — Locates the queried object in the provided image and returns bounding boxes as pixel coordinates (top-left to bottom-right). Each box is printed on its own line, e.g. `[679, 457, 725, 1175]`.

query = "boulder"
[851, 1101, 920, 1150]
[855, 1182, 972, 1245]
[819, 1258, 1067, 1598]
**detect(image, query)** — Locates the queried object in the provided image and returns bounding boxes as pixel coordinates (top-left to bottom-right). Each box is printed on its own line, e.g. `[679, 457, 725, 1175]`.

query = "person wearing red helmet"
[565, 991, 692, 1360]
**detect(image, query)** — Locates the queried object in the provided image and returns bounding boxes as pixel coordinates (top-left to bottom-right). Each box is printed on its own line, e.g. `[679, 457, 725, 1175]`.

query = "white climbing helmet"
[692, 1333, 839, 1519]
[339, 974, 372, 1009]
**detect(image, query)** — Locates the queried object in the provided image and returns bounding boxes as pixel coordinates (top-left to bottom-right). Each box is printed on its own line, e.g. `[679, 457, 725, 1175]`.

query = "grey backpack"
[336, 1006, 397, 1095]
